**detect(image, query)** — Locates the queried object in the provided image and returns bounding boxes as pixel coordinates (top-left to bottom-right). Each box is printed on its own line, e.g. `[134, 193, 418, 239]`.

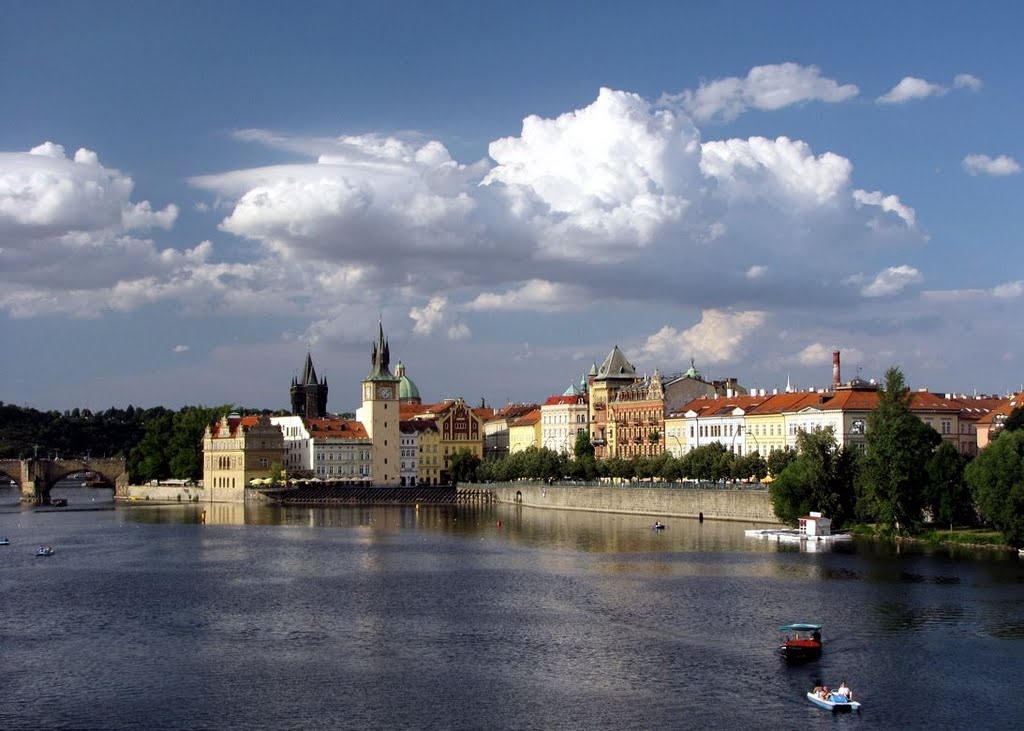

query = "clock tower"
[362, 322, 401, 485]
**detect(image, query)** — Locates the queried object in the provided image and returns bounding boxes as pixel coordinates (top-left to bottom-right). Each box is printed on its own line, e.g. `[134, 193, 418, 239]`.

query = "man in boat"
[833, 681, 852, 700]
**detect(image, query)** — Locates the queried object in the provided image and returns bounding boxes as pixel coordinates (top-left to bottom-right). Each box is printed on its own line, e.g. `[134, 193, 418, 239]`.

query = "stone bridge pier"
[0, 458, 129, 504]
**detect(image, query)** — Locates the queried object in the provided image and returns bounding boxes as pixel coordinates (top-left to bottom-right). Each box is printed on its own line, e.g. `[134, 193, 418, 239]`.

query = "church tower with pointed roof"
[361, 321, 401, 485]
[290, 351, 329, 419]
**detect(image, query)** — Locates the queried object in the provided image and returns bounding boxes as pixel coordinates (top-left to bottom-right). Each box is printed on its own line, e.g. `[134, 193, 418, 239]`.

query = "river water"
[2, 496, 1023, 730]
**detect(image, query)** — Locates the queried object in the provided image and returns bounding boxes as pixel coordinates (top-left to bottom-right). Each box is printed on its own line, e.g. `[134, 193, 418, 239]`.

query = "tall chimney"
[832, 350, 841, 388]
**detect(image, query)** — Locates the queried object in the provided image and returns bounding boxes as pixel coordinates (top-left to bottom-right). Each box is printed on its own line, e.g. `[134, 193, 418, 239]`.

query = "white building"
[269, 415, 314, 474]
[540, 388, 589, 456]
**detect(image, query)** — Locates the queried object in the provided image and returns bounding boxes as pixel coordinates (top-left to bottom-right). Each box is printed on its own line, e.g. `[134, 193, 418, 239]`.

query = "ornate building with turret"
[290, 352, 329, 419]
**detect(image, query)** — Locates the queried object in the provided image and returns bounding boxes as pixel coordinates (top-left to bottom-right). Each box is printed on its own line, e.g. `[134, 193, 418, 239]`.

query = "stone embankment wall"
[487, 483, 779, 523]
[119, 485, 253, 503]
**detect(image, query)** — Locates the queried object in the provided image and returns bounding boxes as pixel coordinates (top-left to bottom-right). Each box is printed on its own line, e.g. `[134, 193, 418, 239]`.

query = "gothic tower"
[361, 322, 401, 485]
[290, 351, 329, 419]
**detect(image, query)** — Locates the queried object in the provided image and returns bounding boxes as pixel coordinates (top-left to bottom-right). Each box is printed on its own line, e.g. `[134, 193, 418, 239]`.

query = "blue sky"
[2, 1, 1023, 412]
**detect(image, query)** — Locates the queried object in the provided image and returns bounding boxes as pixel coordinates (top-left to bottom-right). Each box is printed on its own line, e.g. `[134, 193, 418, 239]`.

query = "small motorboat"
[0, 537, 10, 545]
[652, 522, 666, 530]
[806, 691, 861, 712]
[779, 623, 822, 662]
[36, 545, 55, 557]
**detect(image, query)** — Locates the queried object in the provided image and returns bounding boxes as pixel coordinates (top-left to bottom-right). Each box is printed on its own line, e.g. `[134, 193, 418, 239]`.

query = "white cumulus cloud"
[1, 143, 135, 233]
[123, 201, 179, 230]
[640, 309, 768, 364]
[954, 73, 983, 91]
[669, 62, 858, 122]
[701, 136, 853, 206]
[466, 280, 588, 312]
[852, 189, 916, 228]
[877, 77, 947, 104]
[861, 265, 923, 297]
[410, 296, 450, 335]
[795, 342, 865, 370]
[963, 154, 1021, 176]
[484, 87, 698, 257]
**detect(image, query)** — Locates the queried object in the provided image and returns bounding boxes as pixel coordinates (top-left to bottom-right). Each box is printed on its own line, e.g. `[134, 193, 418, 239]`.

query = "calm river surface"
[2, 498, 1023, 730]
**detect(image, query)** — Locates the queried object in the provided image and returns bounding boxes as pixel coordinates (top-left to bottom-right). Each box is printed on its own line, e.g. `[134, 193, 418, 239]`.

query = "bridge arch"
[0, 458, 128, 504]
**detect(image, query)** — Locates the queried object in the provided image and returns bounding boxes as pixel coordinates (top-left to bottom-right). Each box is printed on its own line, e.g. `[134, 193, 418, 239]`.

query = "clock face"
[379, 387, 392, 399]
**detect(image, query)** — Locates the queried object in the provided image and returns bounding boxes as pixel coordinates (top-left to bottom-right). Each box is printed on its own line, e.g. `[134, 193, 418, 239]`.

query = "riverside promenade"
[483, 481, 779, 523]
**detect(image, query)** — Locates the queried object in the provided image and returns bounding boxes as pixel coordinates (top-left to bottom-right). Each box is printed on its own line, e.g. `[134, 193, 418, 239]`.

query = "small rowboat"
[806, 692, 861, 712]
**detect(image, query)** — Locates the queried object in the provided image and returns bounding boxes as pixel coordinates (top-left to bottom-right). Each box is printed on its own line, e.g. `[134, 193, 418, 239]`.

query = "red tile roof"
[307, 418, 369, 439]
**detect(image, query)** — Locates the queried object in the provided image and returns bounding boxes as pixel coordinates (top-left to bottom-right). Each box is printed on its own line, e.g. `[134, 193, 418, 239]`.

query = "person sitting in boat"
[833, 681, 852, 700]
[812, 685, 824, 699]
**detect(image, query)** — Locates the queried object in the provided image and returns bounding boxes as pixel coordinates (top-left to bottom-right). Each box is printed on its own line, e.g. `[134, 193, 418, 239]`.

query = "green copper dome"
[395, 361, 421, 402]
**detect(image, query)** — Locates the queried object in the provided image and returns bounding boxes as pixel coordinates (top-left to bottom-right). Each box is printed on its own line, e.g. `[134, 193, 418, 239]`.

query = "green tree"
[683, 443, 733, 482]
[1000, 407, 1024, 435]
[448, 449, 481, 484]
[965, 429, 1024, 546]
[169, 405, 233, 481]
[769, 426, 858, 527]
[766, 446, 797, 477]
[573, 432, 595, 460]
[924, 442, 974, 528]
[127, 411, 173, 483]
[857, 367, 941, 533]
[727, 450, 767, 483]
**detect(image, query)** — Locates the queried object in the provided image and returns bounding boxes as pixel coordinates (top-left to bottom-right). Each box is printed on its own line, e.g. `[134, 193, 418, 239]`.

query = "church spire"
[300, 351, 318, 385]
[367, 320, 395, 380]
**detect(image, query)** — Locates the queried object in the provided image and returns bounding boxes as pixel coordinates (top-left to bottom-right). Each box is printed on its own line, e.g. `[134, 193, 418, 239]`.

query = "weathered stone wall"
[487, 483, 778, 523]
[120, 484, 256, 504]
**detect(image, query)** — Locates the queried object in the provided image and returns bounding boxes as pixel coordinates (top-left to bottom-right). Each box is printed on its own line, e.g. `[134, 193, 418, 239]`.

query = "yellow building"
[663, 414, 688, 457]
[403, 419, 442, 486]
[509, 408, 541, 454]
[202, 413, 285, 502]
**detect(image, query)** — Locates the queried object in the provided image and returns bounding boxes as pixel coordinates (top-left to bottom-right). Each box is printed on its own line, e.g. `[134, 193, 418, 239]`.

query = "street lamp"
[730, 426, 745, 456]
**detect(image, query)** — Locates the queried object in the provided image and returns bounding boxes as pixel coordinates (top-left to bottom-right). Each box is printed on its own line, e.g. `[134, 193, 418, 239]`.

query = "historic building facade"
[540, 393, 589, 456]
[587, 346, 642, 459]
[484, 403, 541, 460]
[202, 414, 285, 502]
[308, 418, 371, 482]
[509, 409, 541, 454]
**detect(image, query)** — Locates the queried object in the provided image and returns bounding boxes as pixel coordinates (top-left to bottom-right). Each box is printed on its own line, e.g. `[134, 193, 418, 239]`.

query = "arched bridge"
[0, 458, 129, 504]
